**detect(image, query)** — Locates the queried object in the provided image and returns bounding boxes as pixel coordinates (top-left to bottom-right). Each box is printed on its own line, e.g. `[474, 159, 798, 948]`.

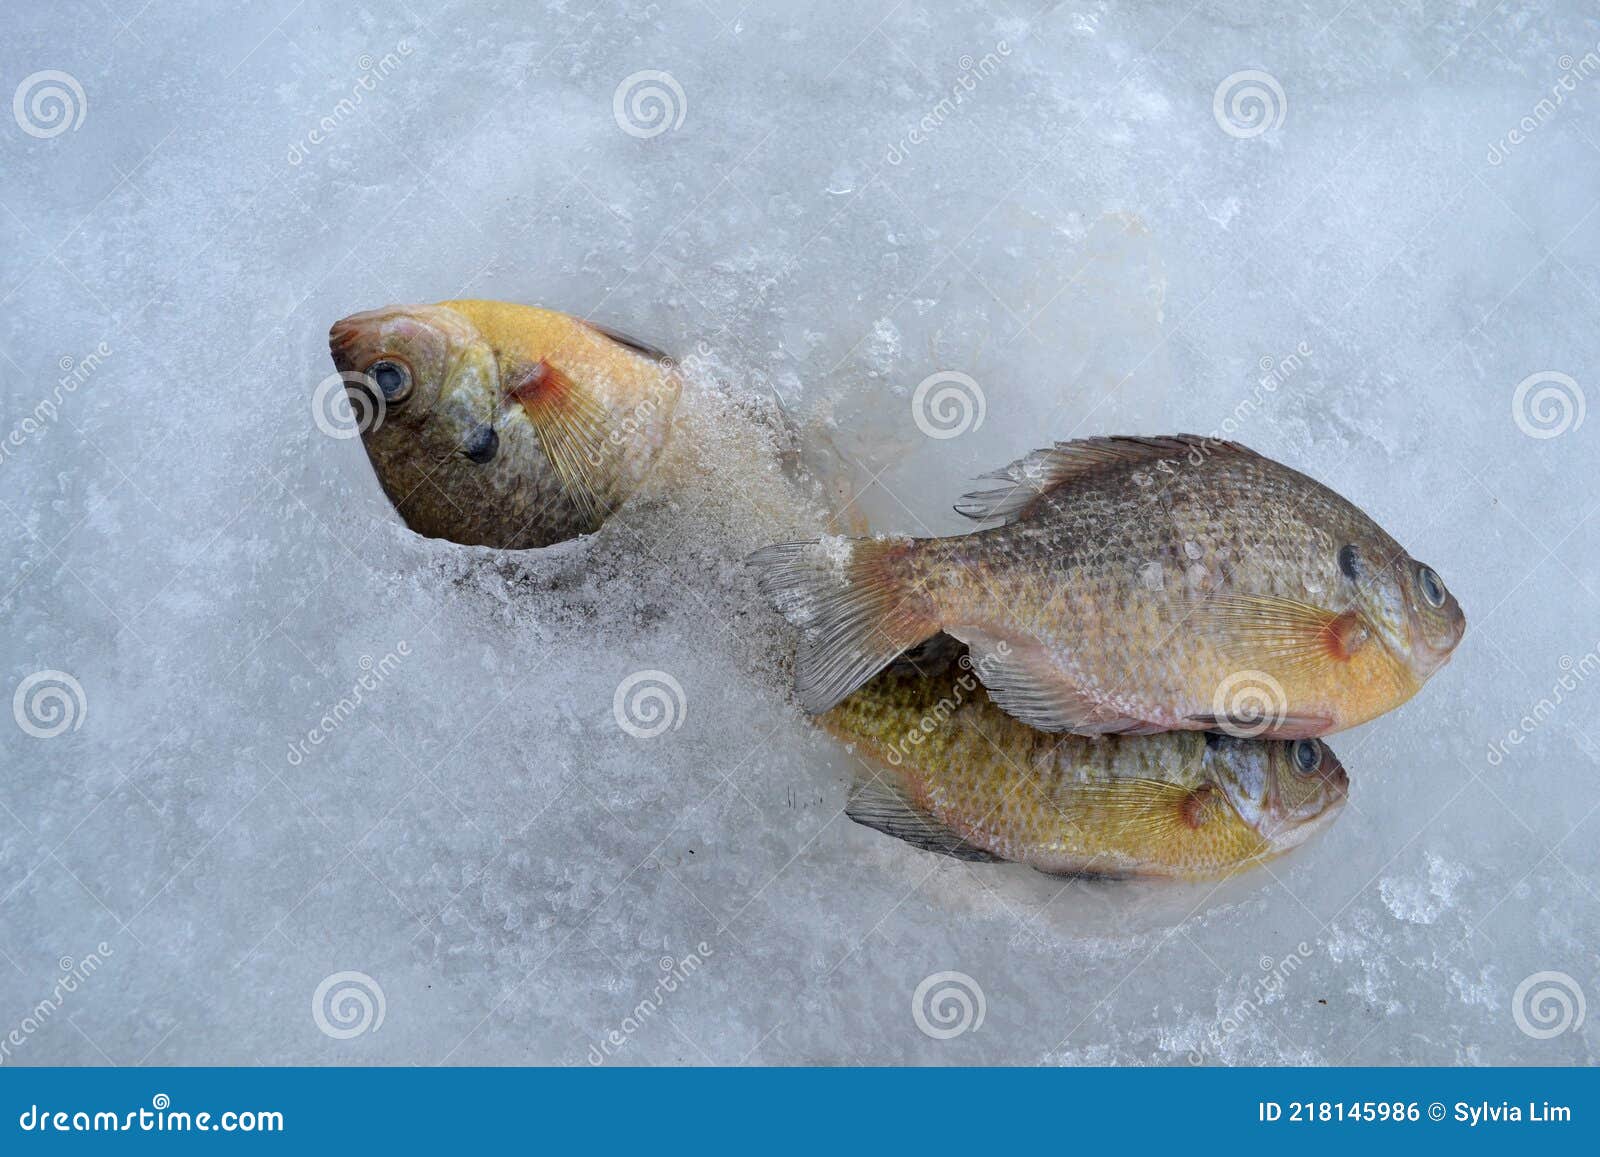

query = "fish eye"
[1417, 564, 1447, 608]
[1291, 739, 1322, 776]
[367, 358, 412, 403]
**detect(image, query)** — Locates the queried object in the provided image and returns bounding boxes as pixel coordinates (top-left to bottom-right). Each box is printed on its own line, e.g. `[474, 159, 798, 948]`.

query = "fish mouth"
[1405, 629, 1462, 679]
[1311, 744, 1349, 804]
[328, 317, 367, 371]
[1258, 744, 1348, 843]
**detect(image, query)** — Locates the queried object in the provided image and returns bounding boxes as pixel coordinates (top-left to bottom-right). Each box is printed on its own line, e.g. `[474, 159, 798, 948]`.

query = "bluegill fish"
[328, 300, 680, 549]
[755, 436, 1464, 736]
[820, 650, 1348, 879]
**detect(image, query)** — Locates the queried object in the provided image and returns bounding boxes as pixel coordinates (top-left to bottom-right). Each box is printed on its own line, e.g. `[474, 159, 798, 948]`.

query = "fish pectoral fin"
[954, 435, 1250, 524]
[1053, 778, 1223, 840]
[846, 775, 1003, 862]
[580, 319, 672, 363]
[504, 359, 618, 524]
[1198, 593, 1371, 676]
[950, 630, 1161, 735]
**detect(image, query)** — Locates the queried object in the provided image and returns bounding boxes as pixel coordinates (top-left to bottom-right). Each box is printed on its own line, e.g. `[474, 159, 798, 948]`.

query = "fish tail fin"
[748, 536, 939, 713]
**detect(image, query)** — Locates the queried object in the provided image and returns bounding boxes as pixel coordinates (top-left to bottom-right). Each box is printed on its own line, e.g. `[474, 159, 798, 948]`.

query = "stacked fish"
[751, 436, 1465, 880]
[326, 303, 1464, 882]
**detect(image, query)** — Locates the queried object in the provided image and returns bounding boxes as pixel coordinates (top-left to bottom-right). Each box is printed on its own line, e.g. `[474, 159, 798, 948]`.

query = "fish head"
[327, 303, 568, 547]
[328, 301, 498, 447]
[1209, 734, 1348, 854]
[1338, 537, 1466, 680]
[1395, 555, 1466, 674]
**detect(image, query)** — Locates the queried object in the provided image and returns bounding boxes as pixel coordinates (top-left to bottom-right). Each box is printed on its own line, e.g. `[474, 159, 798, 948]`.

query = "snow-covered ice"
[1, 1, 1597, 1065]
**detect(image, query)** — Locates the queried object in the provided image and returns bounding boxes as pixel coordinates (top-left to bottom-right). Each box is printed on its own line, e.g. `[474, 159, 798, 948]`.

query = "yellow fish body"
[756, 436, 1465, 736]
[328, 299, 680, 548]
[821, 649, 1348, 880]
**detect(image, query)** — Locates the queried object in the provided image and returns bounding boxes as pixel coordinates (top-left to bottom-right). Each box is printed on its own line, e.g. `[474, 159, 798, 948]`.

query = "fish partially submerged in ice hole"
[755, 435, 1465, 738]
[328, 300, 681, 549]
[820, 643, 1349, 880]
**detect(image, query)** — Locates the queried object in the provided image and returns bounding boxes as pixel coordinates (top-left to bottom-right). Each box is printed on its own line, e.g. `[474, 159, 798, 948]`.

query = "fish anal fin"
[846, 776, 1003, 862]
[950, 630, 1161, 734]
[1031, 865, 1132, 881]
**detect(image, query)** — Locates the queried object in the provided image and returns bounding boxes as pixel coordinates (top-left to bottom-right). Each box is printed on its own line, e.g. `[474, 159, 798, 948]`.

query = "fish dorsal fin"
[954, 435, 1259, 524]
[846, 775, 1003, 862]
[504, 359, 617, 525]
[950, 630, 1164, 734]
[581, 319, 671, 363]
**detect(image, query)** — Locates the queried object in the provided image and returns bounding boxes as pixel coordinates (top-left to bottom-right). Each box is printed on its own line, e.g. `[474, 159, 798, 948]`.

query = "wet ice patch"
[1379, 853, 1470, 926]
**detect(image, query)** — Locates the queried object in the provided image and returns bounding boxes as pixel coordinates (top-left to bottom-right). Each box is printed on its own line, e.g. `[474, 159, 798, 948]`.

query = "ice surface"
[2, 0, 1598, 1065]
